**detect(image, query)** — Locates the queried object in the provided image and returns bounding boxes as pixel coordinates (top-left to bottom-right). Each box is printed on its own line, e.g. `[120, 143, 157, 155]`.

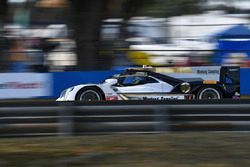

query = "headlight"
[59, 87, 74, 98]
[180, 82, 191, 93]
[68, 87, 74, 92]
[59, 89, 67, 98]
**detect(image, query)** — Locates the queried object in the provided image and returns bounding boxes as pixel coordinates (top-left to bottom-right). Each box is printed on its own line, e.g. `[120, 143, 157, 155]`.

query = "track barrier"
[0, 100, 250, 137]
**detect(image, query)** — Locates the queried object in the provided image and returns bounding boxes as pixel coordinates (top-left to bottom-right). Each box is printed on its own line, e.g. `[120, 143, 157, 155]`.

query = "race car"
[57, 66, 240, 101]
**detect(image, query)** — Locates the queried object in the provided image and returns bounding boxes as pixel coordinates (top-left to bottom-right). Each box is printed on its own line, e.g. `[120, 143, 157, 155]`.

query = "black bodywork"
[123, 66, 240, 99]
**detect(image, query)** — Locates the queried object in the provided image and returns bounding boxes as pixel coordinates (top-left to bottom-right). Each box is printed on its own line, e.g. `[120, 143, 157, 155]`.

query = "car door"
[115, 75, 169, 100]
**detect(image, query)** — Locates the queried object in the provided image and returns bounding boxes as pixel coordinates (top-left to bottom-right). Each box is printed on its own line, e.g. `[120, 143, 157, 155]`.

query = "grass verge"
[0, 133, 249, 166]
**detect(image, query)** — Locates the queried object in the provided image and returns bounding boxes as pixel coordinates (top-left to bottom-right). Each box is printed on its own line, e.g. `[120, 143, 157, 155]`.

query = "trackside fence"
[1, 100, 250, 137]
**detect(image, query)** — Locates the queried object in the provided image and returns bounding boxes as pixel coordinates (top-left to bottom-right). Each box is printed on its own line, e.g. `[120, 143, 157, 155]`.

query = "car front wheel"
[76, 89, 102, 102]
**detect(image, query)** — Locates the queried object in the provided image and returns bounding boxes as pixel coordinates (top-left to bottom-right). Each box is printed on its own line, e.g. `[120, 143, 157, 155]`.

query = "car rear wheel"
[76, 88, 102, 102]
[197, 87, 222, 100]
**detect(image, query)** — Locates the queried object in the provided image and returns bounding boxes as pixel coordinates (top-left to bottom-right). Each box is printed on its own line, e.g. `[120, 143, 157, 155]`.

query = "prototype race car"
[57, 66, 240, 101]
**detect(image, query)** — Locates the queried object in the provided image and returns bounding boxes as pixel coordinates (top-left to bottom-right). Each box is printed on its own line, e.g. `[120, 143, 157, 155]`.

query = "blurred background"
[1, 0, 250, 72]
[1, 0, 250, 99]
[1, 2, 250, 166]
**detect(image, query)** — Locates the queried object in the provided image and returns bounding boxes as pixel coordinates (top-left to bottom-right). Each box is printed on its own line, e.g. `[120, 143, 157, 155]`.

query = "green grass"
[0, 133, 250, 167]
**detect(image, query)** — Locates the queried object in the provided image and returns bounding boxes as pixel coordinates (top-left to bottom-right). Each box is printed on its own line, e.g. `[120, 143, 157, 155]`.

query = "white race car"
[57, 67, 239, 101]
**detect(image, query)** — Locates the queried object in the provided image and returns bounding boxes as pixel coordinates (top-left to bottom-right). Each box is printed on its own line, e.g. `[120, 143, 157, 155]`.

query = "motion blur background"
[1, 0, 250, 72]
[1, 0, 250, 99]
[1, 1, 250, 166]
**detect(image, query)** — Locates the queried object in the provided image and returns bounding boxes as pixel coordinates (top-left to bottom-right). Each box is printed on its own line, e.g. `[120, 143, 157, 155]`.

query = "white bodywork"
[57, 76, 187, 101]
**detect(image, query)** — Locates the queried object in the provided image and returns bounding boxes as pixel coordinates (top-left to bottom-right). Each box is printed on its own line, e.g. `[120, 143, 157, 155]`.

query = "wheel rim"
[79, 90, 101, 101]
[198, 88, 221, 99]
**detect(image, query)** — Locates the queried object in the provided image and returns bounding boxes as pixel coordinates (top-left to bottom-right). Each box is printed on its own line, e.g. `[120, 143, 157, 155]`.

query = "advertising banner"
[155, 66, 221, 81]
[0, 73, 51, 99]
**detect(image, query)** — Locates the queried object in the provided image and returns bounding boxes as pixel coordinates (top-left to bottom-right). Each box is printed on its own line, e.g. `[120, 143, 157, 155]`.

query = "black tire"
[196, 87, 222, 100]
[76, 88, 102, 102]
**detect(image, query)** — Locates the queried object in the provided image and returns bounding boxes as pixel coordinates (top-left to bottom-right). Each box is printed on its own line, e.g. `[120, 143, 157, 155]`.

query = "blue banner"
[52, 68, 250, 98]
[240, 68, 250, 95]
[1, 68, 247, 99]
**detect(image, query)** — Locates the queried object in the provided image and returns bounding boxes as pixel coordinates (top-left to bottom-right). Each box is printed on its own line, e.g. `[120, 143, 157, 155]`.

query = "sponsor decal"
[163, 66, 221, 81]
[197, 69, 219, 75]
[0, 73, 51, 99]
[106, 96, 118, 101]
[203, 80, 217, 84]
[142, 96, 182, 100]
[0, 82, 43, 89]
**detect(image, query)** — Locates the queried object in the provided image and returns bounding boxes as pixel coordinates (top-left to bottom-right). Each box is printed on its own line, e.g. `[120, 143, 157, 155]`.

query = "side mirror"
[104, 78, 118, 85]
